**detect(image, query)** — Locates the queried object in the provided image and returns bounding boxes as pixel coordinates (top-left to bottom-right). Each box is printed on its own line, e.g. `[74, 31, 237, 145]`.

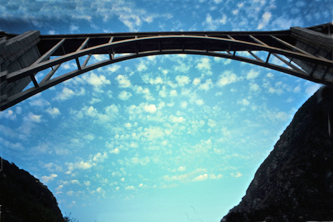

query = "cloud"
[0, 109, 16, 120]
[178, 166, 186, 172]
[217, 71, 238, 87]
[46, 107, 60, 118]
[116, 75, 131, 88]
[246, 69, 260, 80]
[131, 156, 150, 165]
[144, 104, 157, 113]
[54, 87, 75, 101]
[202, 13, 227, 30]
[196, 57, 211, 70]
[125, 185, 135, 190]
[180, 101, 188, 109]
[137, 60, 147, 71]
[198, 79, 213, 91]
[84, 73, 111, 88]
[29, 98, 50, 107]
[193, 78, 201, 85]
[257, 11, 272, 30]
[169, 115, 185, 123]
[238, 98, 250, 106]
[231, 172, 242, 177]
[93, 152, 108, 163]
[0, 137, 24, 151]
[170, 89, 178, 97]
[249, 83, 260, 91]
[41, 173, 58, 183]
[195, 99, 204, 106]
[175, 75, 190, 86]
[25, 112, 42, 123]
[118, 91, 132, 100]
[207, 119, 217, 128]
[193, 174, 208, 181]
[107, 64, 121, 73]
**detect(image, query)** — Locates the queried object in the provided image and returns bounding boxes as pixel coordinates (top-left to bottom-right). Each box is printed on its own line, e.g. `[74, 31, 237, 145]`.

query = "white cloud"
[84, 73, 111, 87]
[0, 137, 24, 151]
[125, 185, 135, 190]
[196, 57, 211, 71]
[149, 77, 163, 85]
[180, 101, 188, 109]
[118, 91, 132, 100]
[202, 14, 227, 30]
[93, 152, 108, 163]
[207, 119, 217, 128]
[41, 174, 58, 183]
[46, 107, 60, 118]
[84, 181, 91, 186]
[25, 112, 42, 123]
[198, 79, 213, 91]
[54, 87, 75, 101]
[116, 75, 131, 88]
[170, 89, 178, 97]
[169, 115, 185, 123]
[305, 84, 320, 96]
[0, 109, 16, 120]
[231, 172, 242, 177]
[178, 166, 186, 172]
[143, 126, 165, 140]
[238, 98, 250, 106]
[175, 75, 190, 86]
[257, 11, 272, 30]
[217, 71, 238, 87]
[144, 104, 157, 113]
[195, 99, 204, 106]
[137, 60, 147, 72]
[107, 64, 121, 73]
[193, 78, 201, 85]
[109, 147, 120, 154]
[193, 174, 208, 181]
[29, 98, 50, 107]
[249, 83, 260, 91]
[246, 69, 260, 80]
[66, 191, 74, 196]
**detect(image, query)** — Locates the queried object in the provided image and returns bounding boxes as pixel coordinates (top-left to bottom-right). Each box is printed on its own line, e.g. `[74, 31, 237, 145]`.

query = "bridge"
[0, 22, 332, 111]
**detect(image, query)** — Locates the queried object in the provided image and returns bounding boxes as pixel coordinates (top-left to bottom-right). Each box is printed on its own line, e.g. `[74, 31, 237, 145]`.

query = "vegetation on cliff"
[222, 87, 333, 221]
[0, 158, 65, 222]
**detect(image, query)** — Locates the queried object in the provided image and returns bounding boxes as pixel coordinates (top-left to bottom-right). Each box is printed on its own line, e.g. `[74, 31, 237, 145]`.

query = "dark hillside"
[0, 158, 65, 222]
[222, 87, 333, 221]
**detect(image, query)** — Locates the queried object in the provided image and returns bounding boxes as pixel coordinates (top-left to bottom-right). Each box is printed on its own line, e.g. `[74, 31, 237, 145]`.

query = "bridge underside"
[0, 23, 332, 111]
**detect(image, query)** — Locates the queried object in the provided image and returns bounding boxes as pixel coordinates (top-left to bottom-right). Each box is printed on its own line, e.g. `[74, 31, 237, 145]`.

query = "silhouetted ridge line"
[222, 87, 333, 222]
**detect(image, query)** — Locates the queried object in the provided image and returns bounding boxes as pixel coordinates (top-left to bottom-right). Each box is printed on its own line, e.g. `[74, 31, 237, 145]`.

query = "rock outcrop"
[222, 87, 333, 222]
[0, 158, 65, 222]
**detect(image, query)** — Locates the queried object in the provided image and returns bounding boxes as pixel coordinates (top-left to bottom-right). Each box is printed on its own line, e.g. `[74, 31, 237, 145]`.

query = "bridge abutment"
[0, 31, 41, 100]
[290, 25, 333, 82]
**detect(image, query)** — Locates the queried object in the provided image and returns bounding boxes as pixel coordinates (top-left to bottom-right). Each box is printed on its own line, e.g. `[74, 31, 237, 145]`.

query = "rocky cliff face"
[0, 158, 65, 222]
[222, 87, 333, 222]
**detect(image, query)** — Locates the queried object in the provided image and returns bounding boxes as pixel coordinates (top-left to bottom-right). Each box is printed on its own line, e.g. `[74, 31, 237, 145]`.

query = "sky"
[0, 0, 332, 222]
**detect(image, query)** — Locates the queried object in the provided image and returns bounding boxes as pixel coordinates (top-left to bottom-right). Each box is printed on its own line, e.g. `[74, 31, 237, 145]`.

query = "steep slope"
[222, 87, 333, 221]
[0, 158, 65, 222]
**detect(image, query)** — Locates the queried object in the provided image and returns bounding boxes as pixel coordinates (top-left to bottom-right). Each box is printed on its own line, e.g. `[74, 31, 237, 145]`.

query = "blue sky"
[0, 0, 332, 221]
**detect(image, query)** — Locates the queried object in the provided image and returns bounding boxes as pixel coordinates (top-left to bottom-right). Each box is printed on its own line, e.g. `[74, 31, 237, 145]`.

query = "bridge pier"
[290, 25, 333, 82]
[0, 31, 41, 101]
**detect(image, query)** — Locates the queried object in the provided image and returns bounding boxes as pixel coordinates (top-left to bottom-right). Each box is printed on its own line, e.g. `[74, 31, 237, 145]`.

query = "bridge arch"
[0, 23, 332, 110]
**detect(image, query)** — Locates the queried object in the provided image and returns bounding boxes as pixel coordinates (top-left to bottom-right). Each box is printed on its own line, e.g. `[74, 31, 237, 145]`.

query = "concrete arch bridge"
[0, 22, 332, 111]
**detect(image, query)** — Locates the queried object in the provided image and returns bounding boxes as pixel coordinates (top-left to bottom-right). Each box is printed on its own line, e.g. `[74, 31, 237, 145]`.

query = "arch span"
[0, 23, 333, 110]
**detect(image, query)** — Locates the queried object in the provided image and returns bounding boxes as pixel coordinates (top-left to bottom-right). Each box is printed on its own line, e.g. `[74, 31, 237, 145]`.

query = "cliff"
[222, 87, 333, 222]
[0, 158, 65, 222]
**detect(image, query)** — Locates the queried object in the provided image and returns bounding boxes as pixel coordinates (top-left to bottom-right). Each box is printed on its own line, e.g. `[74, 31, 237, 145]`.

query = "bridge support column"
[290, 26, 333, 82]
[0, 31, 41, 102]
